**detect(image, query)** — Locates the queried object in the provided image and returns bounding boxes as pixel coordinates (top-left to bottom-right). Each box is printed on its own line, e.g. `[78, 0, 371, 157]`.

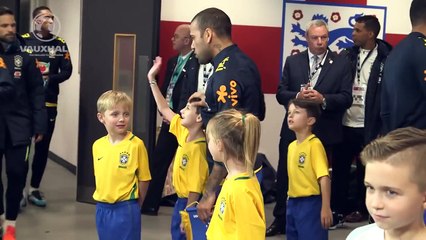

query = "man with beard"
[0, 7, 46, 240]
[188, 7, 266, 223]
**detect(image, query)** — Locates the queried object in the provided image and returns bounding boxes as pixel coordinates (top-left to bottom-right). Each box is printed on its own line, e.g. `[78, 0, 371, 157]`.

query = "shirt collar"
[211, 44, 237, 68]
[179, 50, 192, 60]
[308, 49, 326, 60]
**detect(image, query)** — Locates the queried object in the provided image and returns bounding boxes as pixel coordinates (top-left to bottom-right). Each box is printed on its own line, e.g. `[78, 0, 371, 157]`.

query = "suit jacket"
[276, 49, 353, 145]
[161, 52, 200, 113]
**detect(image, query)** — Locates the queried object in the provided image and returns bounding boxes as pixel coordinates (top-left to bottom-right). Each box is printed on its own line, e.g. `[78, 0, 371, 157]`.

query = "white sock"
[29, 187, 39, 194]
[0, 214, 4, 227]
[4, 220, 16, 230]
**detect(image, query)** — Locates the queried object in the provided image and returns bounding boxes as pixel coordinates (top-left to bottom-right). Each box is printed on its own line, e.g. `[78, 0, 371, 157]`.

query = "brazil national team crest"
[14, 55, 23, 68]
[298, 152, 307, 168]
[218, 197, 226, 221]
[282, 1, 386, 63]
[180, 154, 188, 170]
[119, 151, 130, 168]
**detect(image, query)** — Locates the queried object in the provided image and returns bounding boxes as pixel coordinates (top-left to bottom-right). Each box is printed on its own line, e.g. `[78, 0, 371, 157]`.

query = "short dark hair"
[410, 0, 426, 27]
[191, 7, 232, 39]
[356, 15, 381, 38]
[32, 6, 51, 19]
[288, 99, 321, 121]
[0, 6, 14, 17]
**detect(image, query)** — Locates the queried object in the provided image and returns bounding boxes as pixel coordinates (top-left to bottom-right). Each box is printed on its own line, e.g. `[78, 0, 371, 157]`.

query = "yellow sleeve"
[233, 187, 266, 239]
[137, 140, 151, 181]
[169, 114, 183, 140]
[186, 142, 208, 194]
[311, 139, 329, 180]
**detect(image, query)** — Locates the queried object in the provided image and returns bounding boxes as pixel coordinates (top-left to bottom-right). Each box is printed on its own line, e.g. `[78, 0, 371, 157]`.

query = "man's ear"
[184, 36, 191, 45]
[97, 112, 105, 124]
[204, 27, 213, 43]
[368, 31, 375, 40]
[307, 116, 316, 126]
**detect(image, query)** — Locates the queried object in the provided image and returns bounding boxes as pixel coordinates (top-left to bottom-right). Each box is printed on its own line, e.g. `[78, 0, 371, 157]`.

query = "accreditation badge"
[352, 82, 367, 106]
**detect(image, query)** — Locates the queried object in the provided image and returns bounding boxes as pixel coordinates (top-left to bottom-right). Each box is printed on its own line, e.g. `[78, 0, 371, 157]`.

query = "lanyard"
[308, 50, 328, 83]
[356, 48, 374, 83]
[202, 64, 213, 88]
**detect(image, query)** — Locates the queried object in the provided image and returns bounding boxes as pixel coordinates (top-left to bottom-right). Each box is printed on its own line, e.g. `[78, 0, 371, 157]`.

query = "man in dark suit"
[267, 19, 353, 236]
[142, 24, 200, 215]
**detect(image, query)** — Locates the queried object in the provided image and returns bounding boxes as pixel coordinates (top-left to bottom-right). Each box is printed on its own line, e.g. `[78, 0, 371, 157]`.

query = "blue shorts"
[171, 198, 188, 240]
[286, 195, 328, 240]
[96, 200, 141, 240]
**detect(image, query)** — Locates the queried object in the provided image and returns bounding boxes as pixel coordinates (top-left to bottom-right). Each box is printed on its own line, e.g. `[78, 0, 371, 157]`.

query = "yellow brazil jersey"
[287, 134, 329, 197]
[206, 172, 266, 240]
[169, 115, 208, 198]
[92, 132, 151, 203]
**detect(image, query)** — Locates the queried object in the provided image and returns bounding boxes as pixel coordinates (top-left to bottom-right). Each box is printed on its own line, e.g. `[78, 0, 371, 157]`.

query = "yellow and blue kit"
[92, 132, 151, 240]
[206, 172, 266, 240]
[169, 114, 208, 240]
[92, 131, 151, 203]
[287, 134, 329, 240]
[202, 44, 265, 125]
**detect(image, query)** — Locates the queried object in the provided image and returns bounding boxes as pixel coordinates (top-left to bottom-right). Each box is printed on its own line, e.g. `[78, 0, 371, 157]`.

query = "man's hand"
[147, 56, 162, 82]
[33, 134, 43, 143]
[305, 89, 324, 103]
[197, 193, 216, 223]
[188, 92, 208, 108]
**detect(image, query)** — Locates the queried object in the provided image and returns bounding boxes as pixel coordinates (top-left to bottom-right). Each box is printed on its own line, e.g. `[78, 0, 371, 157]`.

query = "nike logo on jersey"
[97, 157, 103, 161]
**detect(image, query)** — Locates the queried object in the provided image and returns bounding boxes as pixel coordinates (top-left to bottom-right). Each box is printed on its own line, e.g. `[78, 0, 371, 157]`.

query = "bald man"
[142, 24, 200, 215]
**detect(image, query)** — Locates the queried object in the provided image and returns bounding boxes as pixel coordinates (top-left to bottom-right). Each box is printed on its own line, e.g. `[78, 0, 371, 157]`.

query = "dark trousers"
[0, 143, 29, 220]
[30, 107, 57, 188]
[331, 126, 366, 215]
[142, 123, 178, 212]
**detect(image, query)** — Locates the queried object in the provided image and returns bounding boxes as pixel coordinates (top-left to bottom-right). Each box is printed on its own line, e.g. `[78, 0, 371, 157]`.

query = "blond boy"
[93, 90, 151, 240]
[347, 127, 426, 240]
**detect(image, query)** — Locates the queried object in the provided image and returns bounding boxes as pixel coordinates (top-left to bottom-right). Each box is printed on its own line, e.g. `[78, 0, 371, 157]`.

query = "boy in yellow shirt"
[148, 56, 209, 240]
[286, 99, 332, 240]
[93, 90, 151, 240]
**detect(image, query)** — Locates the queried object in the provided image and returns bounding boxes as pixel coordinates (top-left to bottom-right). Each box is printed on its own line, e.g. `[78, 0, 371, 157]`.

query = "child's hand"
[321, 206, 333, 229]
[147, 56, 162, 81]
[180, 222, 185, 234]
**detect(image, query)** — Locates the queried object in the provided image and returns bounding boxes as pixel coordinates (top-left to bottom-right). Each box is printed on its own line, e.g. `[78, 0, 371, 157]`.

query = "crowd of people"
[0, 1, 425, 240]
